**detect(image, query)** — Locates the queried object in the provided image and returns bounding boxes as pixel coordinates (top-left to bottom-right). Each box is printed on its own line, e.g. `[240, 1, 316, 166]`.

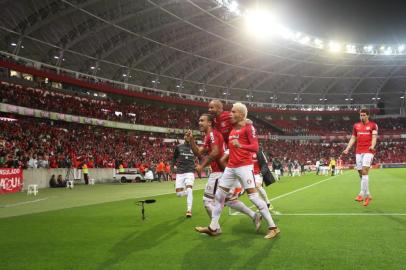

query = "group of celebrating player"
[172, 99, 378, 240]
[173, 100, 279, 239]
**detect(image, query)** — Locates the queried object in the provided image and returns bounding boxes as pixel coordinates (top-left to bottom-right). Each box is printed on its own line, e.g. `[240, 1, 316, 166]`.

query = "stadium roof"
[1, 0, 405, 113]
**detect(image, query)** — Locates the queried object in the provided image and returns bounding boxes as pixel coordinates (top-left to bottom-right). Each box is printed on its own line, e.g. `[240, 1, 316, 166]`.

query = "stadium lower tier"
[1, 113, 405, 170]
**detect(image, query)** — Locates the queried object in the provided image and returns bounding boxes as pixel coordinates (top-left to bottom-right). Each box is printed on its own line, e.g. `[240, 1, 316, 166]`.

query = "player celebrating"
[208, 100, 232, 144]
[172, 137, 196, 217]
[196, 102, 279, 239]
[186, 114, 261, 231]
[342, 109, 378, 206]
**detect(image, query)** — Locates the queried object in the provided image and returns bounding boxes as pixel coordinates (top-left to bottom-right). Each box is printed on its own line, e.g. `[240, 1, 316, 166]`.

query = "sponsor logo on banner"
[0, 168, 23, 195]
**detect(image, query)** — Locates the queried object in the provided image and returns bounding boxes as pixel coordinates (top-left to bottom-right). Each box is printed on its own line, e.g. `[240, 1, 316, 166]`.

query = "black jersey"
[172, 143, 195, 174]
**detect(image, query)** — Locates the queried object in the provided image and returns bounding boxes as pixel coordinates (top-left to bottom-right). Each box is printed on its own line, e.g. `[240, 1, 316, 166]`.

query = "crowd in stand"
[262, 139, 406, 166]
[1, 113, 405, 171]
[271, 118, 406, 136]
[0, 82, 201, 129]
[2, 82, 405, 136]
[0, 114, 178, 171]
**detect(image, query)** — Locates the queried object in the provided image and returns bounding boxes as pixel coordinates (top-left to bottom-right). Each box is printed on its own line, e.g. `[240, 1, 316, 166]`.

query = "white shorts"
[356, 153, 374, 170]
[175, 173, 195, 189]
[274, 169, 281, 176]
[204, 172, 223, 199]
[254, 174, 263, 187]
[219, 165, 255, 189]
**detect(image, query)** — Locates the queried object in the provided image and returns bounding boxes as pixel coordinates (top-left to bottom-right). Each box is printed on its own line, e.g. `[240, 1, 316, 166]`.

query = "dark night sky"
[245, 0, 406, 43]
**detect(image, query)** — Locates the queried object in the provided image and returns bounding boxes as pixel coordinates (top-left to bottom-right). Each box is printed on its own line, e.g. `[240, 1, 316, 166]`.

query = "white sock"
[203, 198, 214, 218]
[257, 187, 270, 204]
[362, 175, 370, 196]
[359, 176, 364, 196]
[225, 200, 256, 219]
[176, 191, 186, 197]
[248, 193, 276, 228]
[209, 188, 227, 230]
[186, 187, 193, 211]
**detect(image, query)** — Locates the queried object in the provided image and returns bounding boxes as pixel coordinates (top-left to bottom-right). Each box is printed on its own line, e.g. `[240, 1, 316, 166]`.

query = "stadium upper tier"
[0, 0, 405, 114]
[1, 81, 405, 137]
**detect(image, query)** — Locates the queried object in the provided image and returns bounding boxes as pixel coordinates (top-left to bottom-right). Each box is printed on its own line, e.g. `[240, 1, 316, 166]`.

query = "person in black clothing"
[172, 137, 196, 218]
[49, 174, 66, 188]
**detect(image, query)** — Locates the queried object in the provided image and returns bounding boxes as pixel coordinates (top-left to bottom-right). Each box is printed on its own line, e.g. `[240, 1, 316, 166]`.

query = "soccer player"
[342, 109, 378, 206]
[172, 137, 196, 217]
[208, 100, 232, 144]
[195, 102, 279, 239]
[186, 114, 261, 230]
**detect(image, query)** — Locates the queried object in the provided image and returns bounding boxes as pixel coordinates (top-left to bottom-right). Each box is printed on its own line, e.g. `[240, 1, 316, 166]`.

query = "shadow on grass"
[98, 217, 184, 270]
[181, 217, 279, 270]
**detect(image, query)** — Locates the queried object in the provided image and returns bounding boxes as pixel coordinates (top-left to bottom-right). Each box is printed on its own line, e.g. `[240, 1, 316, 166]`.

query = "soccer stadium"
[1, 0, 406, 269]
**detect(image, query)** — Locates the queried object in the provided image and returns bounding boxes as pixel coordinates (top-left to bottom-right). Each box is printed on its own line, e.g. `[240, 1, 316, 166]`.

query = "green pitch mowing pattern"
[0, 169, 405, 270]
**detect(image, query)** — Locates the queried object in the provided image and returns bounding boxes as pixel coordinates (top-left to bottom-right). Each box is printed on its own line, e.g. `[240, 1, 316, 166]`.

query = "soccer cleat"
[354, 195, 363, 202]
[363, 196, 372, 206]
[254, 212, 262, 232]
[195, 226, 221, 236]
[264, 227, 280, 240]
[267, 203, 274, 210]
[186, 210, 192, 218]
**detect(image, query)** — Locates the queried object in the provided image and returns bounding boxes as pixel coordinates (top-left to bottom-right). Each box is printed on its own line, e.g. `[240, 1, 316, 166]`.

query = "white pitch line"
[270, 174, 343, 202]
[274, 213, 406, 216]
[0, 197, 49, 208]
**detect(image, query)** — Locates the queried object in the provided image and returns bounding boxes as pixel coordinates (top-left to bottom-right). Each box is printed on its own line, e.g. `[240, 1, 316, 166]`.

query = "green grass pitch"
[0, 169, 405, 270]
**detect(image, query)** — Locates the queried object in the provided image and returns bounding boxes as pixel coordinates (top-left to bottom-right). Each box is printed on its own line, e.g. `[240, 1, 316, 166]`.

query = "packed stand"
[0, 82, 201, 129]
[0, 114, 179, 170]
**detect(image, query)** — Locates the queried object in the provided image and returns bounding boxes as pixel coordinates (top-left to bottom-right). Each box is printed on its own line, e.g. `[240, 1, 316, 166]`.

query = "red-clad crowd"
[0, 82, 200, 129]
[0, 114, 179, 170]
[1, 112, 405, 170]
[271, 118, 406, 136]
[262, 139, 406, 165]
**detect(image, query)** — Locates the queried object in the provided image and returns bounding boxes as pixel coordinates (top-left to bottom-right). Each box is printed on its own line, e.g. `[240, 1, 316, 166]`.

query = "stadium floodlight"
[10, 42, 17, 46]
[398, 45, 405, 53]
[299, 36, 310, 44]
[363, 45, 374, 54]
[329, 41, 342, 53]
[401, 96, 404, 99]
[53, 56, 59, 59]
[244, 8, 279, 39]
[346, 44, 357, 54]
[384, 47, 393, 55]
[314, 38, 324, 49]
[228, 1, 239, 14]
[122, 74, 127, 77]
[90, 66, 95, 70]
[278, 26, 294, 39]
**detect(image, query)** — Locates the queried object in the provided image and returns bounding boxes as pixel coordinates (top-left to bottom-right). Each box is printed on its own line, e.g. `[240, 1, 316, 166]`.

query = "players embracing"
[195, 102, 280, 239]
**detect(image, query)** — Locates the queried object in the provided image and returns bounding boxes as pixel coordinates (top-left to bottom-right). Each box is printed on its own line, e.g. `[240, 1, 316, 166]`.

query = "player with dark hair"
[172, 137, 196, 217]
[196, 102, 279, 239]
[186, 114, 261, 231]
[343, 109, 378, 206]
